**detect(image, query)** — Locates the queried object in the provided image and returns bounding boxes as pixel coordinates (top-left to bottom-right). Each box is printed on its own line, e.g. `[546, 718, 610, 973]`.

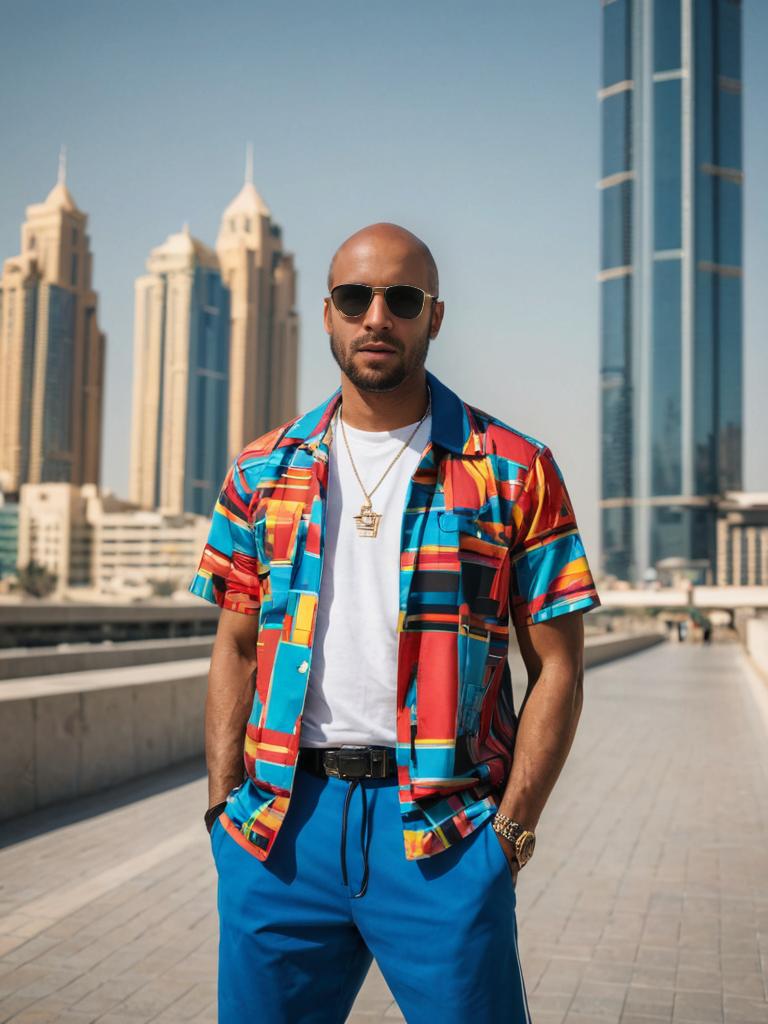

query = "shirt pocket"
[439, 505, 510, 616]
[253, 498, 305, 562]
[253, 499, 307, 616]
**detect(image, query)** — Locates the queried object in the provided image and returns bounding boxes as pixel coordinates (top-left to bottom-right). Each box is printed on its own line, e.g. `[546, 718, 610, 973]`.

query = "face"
[323, 233, 444, 393]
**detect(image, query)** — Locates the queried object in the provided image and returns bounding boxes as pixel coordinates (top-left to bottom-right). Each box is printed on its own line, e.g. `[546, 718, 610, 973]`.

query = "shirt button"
[298, 660, 309, 674]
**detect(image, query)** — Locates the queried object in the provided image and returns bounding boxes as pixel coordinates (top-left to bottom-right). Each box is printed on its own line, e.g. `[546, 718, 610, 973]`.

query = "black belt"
[298, 745, 397, 780]
[298, 745, 397, 899]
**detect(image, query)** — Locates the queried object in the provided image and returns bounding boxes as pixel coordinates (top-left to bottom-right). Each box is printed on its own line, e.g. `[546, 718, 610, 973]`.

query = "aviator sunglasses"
[330, 283, 437, 320]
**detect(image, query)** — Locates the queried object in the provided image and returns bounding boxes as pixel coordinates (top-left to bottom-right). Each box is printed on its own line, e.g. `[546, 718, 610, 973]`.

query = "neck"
[339, 372, 430, 431]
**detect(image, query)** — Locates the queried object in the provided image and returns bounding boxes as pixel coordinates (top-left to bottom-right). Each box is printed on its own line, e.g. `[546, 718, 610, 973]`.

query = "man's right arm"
[206, 608, 260, 808]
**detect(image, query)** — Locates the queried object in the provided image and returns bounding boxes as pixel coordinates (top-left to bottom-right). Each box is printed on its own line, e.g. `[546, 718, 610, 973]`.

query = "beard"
[329, 327, 431, 393]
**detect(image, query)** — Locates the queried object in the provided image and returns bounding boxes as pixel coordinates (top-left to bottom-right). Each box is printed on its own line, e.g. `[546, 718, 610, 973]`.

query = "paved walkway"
[0, 641, 767, 1023]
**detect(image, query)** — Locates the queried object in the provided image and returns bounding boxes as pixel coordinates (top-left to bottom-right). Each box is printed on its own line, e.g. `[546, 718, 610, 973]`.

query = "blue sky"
[1, 1, 766, 565]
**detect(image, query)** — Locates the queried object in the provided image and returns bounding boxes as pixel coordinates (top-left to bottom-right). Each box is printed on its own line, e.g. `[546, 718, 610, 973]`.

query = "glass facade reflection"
[19, 283, 39, 485]
[42, 285, 76, 481]
[599, 0, 743, 583]
[184, 266, 230, 516]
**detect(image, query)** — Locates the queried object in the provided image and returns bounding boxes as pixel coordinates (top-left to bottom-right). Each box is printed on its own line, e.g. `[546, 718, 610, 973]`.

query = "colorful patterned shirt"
[189, 369, 601, 861]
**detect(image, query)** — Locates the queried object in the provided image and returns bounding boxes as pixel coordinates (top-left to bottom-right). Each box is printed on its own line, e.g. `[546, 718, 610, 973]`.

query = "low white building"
[17, 482, 210, 599]
[716, 492, 768, 587]
[92, 498, 210, 597]
[17, 483, 92, 594]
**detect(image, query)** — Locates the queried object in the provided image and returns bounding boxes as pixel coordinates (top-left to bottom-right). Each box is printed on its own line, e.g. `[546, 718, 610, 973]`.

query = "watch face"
[517, 832, 536, 865]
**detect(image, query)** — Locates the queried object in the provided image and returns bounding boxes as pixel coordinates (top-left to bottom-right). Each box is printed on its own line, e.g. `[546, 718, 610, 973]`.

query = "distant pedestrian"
[191, 223, 602, 1023]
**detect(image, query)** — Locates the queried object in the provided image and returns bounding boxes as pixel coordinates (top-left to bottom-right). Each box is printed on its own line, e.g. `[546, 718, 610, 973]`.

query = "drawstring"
[340, 779, 369, 898]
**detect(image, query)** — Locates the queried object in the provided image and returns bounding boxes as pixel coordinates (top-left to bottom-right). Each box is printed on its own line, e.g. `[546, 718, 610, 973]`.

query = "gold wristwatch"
[492, 811, 536, 867]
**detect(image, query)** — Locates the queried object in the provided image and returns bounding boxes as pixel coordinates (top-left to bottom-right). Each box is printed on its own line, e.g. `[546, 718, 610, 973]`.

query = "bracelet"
[492, 811, 522, 836]
[204, 801, 228, 834]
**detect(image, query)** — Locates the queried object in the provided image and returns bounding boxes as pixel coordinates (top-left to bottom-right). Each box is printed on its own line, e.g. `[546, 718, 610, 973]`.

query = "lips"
[358, 345, 397, 354]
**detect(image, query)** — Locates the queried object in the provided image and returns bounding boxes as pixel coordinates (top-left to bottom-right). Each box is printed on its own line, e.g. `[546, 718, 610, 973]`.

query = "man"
[190, 223, 601, 1023]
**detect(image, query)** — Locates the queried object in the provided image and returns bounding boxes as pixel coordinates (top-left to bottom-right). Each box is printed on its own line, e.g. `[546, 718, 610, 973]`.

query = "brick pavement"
[0, 641, 767, 1023]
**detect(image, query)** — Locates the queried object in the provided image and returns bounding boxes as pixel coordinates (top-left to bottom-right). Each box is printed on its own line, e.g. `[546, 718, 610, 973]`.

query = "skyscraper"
[216, 146, 299, 460]
[129, 225, 230, 516]
[599, 0, 743, 584]
[0, 150, 106, 495]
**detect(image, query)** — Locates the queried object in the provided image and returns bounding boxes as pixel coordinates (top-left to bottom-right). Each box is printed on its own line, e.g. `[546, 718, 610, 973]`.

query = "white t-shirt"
[301, 408, 432, 747]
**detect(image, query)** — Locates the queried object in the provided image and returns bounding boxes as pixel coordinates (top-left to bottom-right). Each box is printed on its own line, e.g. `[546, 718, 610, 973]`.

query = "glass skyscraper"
[599, 0, 743, 583]
[130, 226, 230, 518]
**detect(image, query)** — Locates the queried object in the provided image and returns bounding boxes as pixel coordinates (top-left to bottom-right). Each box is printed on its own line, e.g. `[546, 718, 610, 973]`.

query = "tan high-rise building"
[0, 150, 106, 495]
[129, 225, 231, 517]
[216, 146, 299, 457]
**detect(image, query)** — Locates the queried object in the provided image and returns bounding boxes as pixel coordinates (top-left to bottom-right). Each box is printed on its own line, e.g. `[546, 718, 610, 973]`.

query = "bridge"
[1, 640, 767, 1023]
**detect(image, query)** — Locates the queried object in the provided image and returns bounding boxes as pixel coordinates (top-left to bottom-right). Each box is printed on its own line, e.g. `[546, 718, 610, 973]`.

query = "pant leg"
[211, 768, 373, 1024]
[343, 778, 532, 1024]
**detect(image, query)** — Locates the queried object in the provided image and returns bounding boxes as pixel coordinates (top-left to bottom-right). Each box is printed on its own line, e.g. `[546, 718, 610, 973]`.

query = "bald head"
[327, 222, 439, 296]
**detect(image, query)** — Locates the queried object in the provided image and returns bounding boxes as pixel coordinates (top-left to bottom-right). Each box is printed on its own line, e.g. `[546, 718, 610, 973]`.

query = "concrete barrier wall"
[0, 637, 214, 681]
[583, 631, 664, 668]
[0, 660, 209, 821]
[0, 631, 664, 822]
[746, 618, 768, 678]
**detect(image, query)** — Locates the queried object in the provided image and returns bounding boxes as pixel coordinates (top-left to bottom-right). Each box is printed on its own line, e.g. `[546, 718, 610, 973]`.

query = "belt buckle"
[326, 745, 371, 780]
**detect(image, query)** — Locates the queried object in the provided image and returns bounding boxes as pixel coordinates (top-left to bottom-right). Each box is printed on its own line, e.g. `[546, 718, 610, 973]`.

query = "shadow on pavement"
[0, 755, 206, 849]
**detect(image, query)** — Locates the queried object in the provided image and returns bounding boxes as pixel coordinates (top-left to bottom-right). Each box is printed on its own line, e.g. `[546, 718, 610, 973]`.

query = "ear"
[323, 296, 333, 336]
[429, 299, 445, 339]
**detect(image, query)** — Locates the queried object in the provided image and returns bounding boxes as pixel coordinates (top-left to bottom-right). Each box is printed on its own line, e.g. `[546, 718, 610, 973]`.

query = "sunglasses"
[330, 283, 437, 320]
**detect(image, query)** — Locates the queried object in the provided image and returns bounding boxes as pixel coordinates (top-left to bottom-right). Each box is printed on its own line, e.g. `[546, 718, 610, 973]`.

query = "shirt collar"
[281, 369, 484, 456]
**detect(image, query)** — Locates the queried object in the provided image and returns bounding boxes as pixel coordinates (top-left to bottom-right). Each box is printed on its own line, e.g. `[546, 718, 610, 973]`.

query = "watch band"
[493, 811, 523, 839]
[204, 801, 228, 834]
[491, 811, 536, 867]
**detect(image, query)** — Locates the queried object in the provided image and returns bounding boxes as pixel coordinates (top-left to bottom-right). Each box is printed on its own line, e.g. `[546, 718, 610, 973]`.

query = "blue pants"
[210, 766, 532, 1023]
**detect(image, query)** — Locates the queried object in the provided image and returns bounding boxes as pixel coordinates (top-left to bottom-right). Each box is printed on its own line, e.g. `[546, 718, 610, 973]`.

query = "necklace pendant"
[354, 503, 382, 538]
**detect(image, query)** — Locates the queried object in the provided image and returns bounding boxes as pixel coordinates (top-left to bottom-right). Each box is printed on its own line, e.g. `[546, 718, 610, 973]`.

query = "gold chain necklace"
[331, 388, 432, 538]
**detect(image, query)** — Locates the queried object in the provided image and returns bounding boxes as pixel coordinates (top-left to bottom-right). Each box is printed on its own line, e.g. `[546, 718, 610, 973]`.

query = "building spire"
[244, 142, 254, 186]
[42, 144, 78, 211]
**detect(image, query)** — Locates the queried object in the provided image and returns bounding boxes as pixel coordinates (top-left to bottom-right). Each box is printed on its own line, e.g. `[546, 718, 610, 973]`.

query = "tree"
[18, 561, 58, 598]
[149, 578, 176, 597]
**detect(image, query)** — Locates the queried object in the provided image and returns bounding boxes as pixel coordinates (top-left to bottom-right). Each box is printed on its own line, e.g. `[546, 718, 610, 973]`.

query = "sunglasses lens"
[332, 285, 372, 317]
[385, 286, 425, 319]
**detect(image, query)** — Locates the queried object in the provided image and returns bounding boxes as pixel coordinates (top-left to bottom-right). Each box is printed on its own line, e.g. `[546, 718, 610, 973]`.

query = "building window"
[602, 0, 631, 89]
[70, 253, 78, 287]
[602, 91, 632, 179]
[601, 180, 633, 270]
[651, 260, 682, 495]
[654, 79, 682, 251]
[740, 531, 748, 585]
[654, 0, 681, 72]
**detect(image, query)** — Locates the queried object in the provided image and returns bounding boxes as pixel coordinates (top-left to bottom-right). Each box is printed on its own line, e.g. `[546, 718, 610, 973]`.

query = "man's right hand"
[205, 801, 228, 834]
[205, 608, 259, 810]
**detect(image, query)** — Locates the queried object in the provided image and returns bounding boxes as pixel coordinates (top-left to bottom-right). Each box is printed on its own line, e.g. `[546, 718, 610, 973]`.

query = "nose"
[362, 291, 393, 333]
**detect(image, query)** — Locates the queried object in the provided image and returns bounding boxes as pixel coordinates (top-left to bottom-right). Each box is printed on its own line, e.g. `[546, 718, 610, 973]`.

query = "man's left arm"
[497, 442, 601, 883]
[495, 611, 586, 883]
